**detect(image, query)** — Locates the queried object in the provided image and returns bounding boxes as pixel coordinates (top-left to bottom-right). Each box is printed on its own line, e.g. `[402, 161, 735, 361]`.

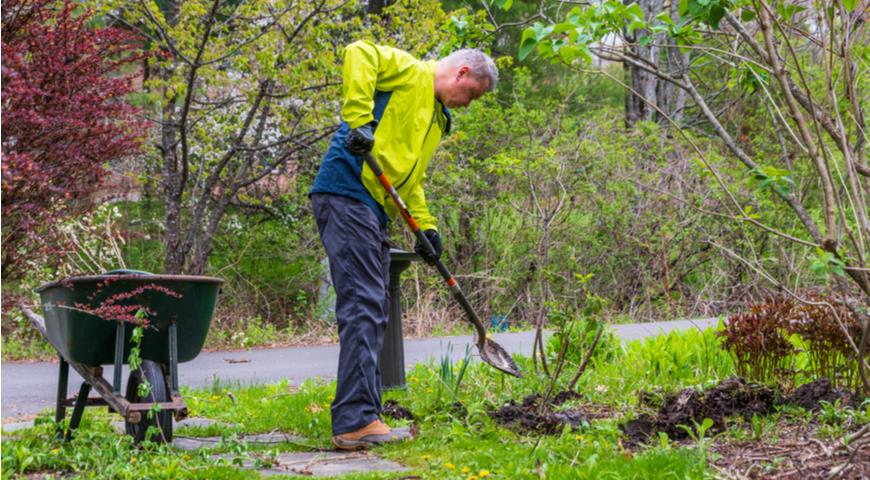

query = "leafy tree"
[101, 0, 450, 275]
[519, 0, 870, 389]
[1, 0, 146, 282]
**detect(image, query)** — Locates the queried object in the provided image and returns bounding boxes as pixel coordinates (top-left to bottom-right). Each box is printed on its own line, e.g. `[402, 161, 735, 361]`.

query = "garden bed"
[621, 377, 857, 446]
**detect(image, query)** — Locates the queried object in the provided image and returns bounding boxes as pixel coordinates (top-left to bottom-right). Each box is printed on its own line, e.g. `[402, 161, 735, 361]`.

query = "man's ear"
[456, 65, 470, 80]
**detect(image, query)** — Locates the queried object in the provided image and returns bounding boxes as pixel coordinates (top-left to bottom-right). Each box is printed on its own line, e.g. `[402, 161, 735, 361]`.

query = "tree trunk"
[367, 0, 388, 15]
[623, 0, 687, 129]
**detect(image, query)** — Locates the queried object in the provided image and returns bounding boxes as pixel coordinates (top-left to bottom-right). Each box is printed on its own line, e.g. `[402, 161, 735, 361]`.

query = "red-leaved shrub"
[719, 298, 795, 384]
[1, 0, 147, 282]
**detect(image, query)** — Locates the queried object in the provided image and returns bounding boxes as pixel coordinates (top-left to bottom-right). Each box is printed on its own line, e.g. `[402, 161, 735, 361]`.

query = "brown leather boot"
[332, 419, 412, 450]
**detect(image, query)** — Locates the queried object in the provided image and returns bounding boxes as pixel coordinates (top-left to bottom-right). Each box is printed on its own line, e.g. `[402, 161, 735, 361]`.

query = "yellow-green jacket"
[310, 40, 451, 231]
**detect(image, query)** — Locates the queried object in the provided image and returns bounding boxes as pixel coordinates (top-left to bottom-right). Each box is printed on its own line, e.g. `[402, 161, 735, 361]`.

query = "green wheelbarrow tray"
[35, 273, 223, 365]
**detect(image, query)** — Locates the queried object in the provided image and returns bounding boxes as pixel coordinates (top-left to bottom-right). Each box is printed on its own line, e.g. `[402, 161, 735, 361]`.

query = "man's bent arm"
[341, 41, 421, 128]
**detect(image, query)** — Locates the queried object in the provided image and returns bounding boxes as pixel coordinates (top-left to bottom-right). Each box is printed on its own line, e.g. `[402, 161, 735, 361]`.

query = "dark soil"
[381, 400, 415, 421]
[783, 378, 855, 411]
[621, 377, 856, 446]
[450, 401, 468, 418]
[490, 391, 591, 435]
[622, 377, 778, 445]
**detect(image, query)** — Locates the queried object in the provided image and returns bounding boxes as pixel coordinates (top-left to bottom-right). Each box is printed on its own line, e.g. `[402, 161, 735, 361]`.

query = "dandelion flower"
[445, 462, 455, 470]
[479, 469, 491, 477]
[462, 466, 471, 473]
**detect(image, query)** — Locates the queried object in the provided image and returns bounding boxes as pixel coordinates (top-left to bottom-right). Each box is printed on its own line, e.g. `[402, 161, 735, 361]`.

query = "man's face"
[440, 65, 490, 109]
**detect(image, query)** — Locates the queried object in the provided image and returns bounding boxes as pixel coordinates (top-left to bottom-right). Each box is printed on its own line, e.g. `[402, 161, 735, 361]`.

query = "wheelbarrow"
[21, 270, 222, 444]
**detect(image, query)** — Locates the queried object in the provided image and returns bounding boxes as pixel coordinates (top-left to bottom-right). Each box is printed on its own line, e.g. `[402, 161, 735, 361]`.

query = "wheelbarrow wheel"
[125, 360, 173, 443]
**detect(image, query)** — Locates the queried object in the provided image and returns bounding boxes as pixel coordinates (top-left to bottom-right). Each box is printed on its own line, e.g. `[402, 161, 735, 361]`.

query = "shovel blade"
[478, 337, 522, 378]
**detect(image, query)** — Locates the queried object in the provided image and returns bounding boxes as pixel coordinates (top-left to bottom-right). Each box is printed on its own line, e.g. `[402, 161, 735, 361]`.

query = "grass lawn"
[3, 326, 867, 479]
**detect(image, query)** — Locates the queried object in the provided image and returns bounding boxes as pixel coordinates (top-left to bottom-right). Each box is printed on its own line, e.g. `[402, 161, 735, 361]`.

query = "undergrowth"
[5, 325, 866, 479]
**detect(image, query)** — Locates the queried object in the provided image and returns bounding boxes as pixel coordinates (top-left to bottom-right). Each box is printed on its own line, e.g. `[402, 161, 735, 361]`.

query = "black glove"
[345, 124, 374, 156]
[415, 229, 442, 265]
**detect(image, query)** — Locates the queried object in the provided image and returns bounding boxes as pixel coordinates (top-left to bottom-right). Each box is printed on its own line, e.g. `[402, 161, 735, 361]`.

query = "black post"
[379, 249, 418, 389]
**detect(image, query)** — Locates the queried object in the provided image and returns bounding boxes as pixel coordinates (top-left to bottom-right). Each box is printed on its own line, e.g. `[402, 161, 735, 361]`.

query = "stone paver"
[240, 431, 304, 444]
[2, 421, 33, 433]
[3, 417, 224, 435]
[217, 451, 407, 477]
[173, 435, 223, 451]
[172, 431, 304, 451]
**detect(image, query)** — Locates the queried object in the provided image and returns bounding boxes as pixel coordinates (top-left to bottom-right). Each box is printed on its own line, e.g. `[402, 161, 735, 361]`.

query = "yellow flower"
[183, 454, 191, 461]
[445, 462, 455, 470]
[462, 466, 471, 474]
[479, 470, 491, 477]
[467, 476, 479, 480]
[50, 448, 59, 454]
[211, 395, 220, 401]
[575, 434, 583, 441]
[422, 454, 431, 461]
[131, 457, 137, 464]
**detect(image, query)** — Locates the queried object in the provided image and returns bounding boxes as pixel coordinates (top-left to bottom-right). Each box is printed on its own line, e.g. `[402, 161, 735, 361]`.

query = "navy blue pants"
[311, 193, 390, 435]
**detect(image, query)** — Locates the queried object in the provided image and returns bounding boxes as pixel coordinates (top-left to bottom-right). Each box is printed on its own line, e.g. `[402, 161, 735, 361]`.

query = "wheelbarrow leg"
[113, 321, 125, 394]
[55, 356, 69, 439]
[65, 382, 92, 441]
[169, 322, 179, 395]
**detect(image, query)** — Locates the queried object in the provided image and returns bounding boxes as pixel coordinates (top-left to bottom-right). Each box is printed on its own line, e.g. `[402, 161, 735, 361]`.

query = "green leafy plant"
[438, 342, 472, 401]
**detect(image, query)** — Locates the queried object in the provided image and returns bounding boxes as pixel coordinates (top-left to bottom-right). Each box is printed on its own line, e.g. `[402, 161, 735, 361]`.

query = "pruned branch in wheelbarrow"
[53, 282, 183, 327]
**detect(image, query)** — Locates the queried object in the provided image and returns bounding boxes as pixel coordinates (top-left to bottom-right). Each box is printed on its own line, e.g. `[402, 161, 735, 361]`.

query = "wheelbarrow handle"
[362, 152, 488, 342]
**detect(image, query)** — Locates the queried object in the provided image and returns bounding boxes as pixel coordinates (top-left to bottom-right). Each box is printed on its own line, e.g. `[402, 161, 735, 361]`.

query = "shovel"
[364, 152, 522, 378]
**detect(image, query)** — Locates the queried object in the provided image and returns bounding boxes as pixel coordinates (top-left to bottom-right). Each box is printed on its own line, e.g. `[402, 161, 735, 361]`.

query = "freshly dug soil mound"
[622, 377, 857, 446]
[491, 391, 590, 435]
[382, 399, 415, 421]
[621, 377, 777, 445]
[783, 378, 855, 410]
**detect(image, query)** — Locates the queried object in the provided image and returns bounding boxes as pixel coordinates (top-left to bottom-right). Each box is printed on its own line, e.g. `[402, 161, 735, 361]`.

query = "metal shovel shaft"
[363, 152, 521, 377]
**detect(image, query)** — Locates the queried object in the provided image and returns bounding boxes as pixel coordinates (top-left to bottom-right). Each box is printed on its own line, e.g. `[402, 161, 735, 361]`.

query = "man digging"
[310, 40, 498, 450]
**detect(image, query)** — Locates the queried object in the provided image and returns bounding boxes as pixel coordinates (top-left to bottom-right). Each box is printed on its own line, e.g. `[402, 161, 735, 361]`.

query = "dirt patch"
[381, 400, 415, 421]
[708, 420, 869, 479]
[450, 401, 468, 418]
[621, 377, 777, 445]
[622, 377, 857, 446]
[490, 391, 594, 435]
[783, 378, 855, 411]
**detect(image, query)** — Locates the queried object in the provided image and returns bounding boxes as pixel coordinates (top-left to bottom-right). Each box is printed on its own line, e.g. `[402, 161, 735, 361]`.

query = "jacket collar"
[438, 100, 452, 135]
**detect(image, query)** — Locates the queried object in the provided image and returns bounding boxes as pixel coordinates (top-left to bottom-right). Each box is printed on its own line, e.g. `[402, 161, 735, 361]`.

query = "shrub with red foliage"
[786, 296, 864, 390]
[719, 298, 795, 384]
[1, 0, 147, 281]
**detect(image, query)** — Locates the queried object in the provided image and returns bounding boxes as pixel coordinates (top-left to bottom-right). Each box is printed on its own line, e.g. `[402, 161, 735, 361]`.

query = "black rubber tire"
[125, 360, 173, 443]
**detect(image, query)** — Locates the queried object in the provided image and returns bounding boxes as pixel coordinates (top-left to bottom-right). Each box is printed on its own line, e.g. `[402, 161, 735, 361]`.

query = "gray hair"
[441, 49, 499, 91]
